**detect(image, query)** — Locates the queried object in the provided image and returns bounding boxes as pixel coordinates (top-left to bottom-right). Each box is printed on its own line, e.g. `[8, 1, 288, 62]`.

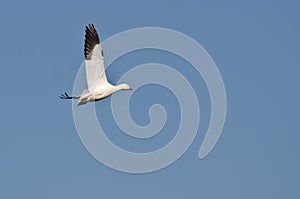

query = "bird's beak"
[129, 87, 133, 90]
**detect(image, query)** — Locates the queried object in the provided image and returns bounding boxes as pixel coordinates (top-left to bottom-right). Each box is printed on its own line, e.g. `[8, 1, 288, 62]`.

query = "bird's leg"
[59, 92, 80, 99]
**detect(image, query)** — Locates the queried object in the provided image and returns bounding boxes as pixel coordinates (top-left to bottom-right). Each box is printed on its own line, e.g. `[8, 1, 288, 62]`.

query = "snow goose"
[60, 24, 132, 106]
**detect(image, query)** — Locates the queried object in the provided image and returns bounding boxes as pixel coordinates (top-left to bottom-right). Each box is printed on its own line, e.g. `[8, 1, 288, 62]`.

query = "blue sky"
[0, 0, 299, 198]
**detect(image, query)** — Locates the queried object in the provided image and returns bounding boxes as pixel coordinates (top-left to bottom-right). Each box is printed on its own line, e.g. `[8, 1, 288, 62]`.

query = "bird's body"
[76, 83, 130, 106]
[60, 24, 132, 105]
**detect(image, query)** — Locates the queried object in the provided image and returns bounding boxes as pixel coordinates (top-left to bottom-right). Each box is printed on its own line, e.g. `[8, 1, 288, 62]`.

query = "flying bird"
[60, 24, 132, 106]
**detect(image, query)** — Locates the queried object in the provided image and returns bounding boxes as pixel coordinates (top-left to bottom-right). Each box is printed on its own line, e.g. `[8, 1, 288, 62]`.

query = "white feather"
[85, 44, 108, 91]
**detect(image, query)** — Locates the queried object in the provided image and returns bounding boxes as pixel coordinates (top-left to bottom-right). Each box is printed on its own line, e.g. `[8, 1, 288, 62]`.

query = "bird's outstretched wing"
[84, 24, 107, 91]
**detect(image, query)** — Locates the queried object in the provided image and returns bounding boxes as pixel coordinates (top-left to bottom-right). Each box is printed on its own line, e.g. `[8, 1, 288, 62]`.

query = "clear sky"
[0, 0, 299, 198]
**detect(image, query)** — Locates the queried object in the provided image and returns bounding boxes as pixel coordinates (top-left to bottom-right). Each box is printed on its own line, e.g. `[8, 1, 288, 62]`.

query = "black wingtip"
[86, 24, 95, 30]
[84, 23, 100, 60]
[59, 92, 71, 99]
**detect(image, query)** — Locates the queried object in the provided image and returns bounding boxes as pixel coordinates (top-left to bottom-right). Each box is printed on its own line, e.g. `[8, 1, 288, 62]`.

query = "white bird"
[60, 24, 132, 106]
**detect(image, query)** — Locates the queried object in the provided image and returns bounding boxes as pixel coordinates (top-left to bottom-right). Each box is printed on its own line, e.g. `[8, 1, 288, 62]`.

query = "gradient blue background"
[0, 0, 299, 198]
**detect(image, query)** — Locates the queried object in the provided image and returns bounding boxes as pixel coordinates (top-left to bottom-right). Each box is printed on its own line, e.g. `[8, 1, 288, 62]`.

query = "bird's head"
[117, 83, 133, 91]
